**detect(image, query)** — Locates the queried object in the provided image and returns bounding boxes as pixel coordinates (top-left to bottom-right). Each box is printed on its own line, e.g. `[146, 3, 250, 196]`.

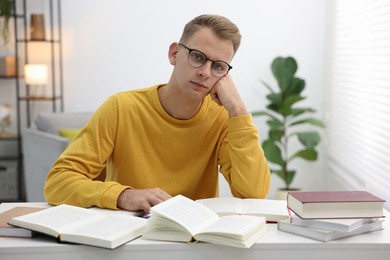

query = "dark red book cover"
[288, 191, 386, 204]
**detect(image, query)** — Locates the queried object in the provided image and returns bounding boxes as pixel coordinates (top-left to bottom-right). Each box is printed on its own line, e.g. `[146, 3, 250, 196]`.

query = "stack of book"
[278, 191, 386, 242]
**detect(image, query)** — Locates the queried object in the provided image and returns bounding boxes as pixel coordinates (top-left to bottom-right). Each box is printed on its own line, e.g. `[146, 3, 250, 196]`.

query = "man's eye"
[190, 52, 205, 63]
[213, 62, 227, 71]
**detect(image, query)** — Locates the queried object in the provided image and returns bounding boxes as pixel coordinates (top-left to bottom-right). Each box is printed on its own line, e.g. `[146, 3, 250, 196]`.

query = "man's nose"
[197, 60, 213, 78]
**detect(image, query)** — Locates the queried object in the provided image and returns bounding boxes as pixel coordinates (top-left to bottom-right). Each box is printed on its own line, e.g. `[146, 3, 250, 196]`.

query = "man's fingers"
[153, 188, 172, 201]
[139, 200, 153, 213]
[142, 191, 171, 213]
[117, 188, 172, 213]
[210, 91, 222, 106]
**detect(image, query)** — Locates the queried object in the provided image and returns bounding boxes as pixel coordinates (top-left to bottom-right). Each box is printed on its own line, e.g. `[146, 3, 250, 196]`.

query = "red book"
[287, 191, 385, 219]
[0, 207, 45, 237]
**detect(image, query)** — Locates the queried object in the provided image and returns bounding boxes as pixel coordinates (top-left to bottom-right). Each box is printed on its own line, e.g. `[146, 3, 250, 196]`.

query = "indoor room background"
[1, 0, 388, 209]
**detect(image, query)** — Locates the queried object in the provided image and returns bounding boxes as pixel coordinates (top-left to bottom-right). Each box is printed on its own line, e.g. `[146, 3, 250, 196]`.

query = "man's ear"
[168, 42, 179, 65]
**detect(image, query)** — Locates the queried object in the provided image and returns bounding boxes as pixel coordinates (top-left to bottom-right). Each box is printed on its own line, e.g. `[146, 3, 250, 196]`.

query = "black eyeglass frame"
[179, 43, 233, 77]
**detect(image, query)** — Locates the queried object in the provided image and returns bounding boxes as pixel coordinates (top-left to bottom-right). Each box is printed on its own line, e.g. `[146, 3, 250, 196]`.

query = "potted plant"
[0, 0, 14, 45]
[252, 56, 325, 199]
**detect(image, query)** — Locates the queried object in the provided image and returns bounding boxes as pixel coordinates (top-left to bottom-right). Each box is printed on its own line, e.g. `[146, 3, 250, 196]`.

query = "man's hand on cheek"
[210, 74, 248, 117]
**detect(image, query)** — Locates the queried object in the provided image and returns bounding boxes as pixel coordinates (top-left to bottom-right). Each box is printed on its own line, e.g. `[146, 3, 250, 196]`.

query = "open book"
[196, 197, 289, 222]
[9, 204, 147, 249]
[142, 195, 269, 248]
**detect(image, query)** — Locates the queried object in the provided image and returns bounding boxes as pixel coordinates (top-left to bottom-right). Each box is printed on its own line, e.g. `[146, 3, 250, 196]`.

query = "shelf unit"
[0, 0, 63, 201]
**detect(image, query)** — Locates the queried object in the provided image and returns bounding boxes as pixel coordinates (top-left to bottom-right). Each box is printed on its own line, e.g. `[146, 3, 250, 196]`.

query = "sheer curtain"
[325, 0, 390, 210]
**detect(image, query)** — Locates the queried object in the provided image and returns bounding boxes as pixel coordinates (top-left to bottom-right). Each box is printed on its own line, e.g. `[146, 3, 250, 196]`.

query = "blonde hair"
[180, 14, 241, 54]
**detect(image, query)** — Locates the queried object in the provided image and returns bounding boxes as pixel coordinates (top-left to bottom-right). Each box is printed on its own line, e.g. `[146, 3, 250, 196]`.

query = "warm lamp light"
[24, 64, 48, 85]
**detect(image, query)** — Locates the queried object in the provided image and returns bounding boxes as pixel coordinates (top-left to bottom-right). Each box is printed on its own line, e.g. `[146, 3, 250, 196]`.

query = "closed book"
[290, 215, 375, 232]
[0, 207, 45, 237]
[287, 191, 385, 219]
[278, 219, 384, 242]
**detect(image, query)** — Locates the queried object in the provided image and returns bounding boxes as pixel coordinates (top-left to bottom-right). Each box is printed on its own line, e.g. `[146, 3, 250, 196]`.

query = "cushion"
[34, 112, 92, 134]
[58, 128, 82, 140]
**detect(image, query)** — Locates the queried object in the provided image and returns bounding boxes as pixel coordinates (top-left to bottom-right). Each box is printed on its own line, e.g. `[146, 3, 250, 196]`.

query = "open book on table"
[9, 204, 147, 249]
[196, 197, 289, 222]
[142, 195, 269, 248]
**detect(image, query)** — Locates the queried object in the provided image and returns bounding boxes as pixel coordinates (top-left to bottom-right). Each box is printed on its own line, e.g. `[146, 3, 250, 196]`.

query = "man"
[44, 14, 270, 213]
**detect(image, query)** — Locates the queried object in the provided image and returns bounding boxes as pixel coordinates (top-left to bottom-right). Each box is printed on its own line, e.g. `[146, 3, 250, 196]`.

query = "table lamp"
[24, 64, 48, 97]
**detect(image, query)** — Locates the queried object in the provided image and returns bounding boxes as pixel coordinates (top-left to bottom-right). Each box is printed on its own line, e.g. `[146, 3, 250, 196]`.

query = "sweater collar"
[150, 84, 210, 126]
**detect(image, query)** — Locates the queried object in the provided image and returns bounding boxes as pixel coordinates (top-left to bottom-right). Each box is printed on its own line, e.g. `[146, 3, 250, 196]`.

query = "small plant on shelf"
[0, 0, 14, 45]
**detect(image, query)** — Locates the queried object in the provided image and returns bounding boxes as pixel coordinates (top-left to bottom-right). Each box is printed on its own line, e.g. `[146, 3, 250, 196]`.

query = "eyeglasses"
[179, 43, 232, 77]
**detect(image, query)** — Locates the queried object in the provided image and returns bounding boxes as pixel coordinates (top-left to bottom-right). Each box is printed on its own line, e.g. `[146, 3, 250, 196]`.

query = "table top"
[1, 202, 389, 260]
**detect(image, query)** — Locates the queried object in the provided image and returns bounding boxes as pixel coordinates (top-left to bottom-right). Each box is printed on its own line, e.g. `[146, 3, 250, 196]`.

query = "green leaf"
[286, 77, 305, 96]
[251, 110, 272, 118]
[285, 170, 296, 186]
[266, 92, 283, 106]
[271, 57, 298, 91]
[251, 111, 282, 124]
[273, 169, 286, 182]
[290, 118, 326, 128]
[289, 108, 315, 117]
[251, 111, 267, 117]
[269, 129, 284, 142]
[279, 95, 305, 114]
[266, 119, 283, 129]
[262, 139, 284, 166]
[266, 103, 281, 113]
[297, 132, 321, 149]
[289, 149, 318, 161]
[273, 169, 296, 186]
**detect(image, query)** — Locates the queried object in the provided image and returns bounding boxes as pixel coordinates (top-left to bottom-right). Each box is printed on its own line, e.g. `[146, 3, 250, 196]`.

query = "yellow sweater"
[44, 84, 270, 209]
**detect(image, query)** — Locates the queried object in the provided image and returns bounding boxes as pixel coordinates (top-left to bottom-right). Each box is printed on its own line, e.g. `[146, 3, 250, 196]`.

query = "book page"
[195, 215, 266, 238]
[196, 197, 243, 216]
[242, 199, 289, 221]
[150, 195, 219, 235]
[10, 205, 102, 236]
[63, 215, 144, 238]
[193, 215, 268, 248]
[197, 198, 289, 222]
[87, 206, 143, 217]
[61, 215, 147, 248]
[290, 215, 374, 232]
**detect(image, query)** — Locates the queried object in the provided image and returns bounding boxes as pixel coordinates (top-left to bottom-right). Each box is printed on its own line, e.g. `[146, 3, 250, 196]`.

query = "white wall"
[21, 0, 328, 197]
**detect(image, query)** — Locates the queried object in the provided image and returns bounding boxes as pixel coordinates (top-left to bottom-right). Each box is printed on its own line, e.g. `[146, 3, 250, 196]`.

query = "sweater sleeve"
[44, 96, 130, 209]
[218, 114, 270, 198]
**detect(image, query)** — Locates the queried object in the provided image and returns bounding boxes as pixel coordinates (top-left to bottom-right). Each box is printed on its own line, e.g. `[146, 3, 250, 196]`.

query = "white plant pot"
[275, 188, 301, 200]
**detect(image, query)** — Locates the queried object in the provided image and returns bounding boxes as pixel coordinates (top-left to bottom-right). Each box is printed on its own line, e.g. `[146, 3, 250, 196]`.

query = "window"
[326, 0, 390, 210]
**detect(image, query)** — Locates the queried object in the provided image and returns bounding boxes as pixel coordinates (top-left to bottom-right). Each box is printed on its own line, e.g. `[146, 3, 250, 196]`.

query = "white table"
[1, 202, 389, 260]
